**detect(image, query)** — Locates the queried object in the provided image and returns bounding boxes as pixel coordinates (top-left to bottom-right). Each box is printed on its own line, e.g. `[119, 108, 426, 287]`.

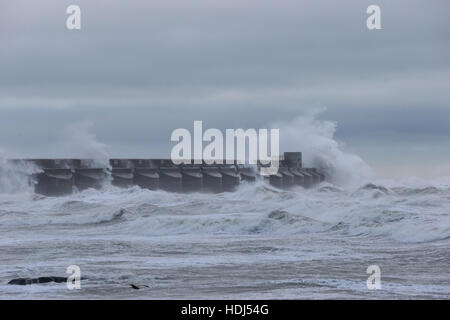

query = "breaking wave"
[0, 113, 449, 245]
[0, 179, 448, 244]
[271, 108, 374, 187]
[0, 150, 39, 194]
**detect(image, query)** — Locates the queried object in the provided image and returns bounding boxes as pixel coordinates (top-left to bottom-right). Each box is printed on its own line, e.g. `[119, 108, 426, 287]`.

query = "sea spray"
[1, 122, 112, 194]
[57, 121, 111, 169]
[271, 108, 373, 186]
[0, 149, 40, 193]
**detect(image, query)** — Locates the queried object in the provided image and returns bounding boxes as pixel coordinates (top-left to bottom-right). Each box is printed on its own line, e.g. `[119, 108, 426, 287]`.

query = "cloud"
[0, 0, 449, 177]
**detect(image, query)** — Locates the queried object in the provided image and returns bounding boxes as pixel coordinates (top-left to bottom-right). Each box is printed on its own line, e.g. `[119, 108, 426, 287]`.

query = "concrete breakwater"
[5, 152, 325, 196]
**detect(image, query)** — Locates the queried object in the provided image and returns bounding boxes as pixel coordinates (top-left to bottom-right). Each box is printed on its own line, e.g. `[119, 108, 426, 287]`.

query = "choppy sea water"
[0, 178, 449, 299]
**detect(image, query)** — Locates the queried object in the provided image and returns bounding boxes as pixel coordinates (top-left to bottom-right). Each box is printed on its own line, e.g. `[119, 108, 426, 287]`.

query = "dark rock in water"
[130, 284, 149, 290]
[8, 276, 86, 285]
[8, 276, 67, 285]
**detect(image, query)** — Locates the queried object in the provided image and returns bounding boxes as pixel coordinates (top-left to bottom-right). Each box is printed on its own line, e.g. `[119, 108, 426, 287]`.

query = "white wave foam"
[1, 179, 446, 243]
[56, 121, 110, 168]
[0, 149, 40, 194]
[270, 108, 374, 187]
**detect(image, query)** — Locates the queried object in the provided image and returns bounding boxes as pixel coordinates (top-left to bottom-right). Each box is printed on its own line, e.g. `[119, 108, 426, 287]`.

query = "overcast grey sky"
[0, 0, 449, 177]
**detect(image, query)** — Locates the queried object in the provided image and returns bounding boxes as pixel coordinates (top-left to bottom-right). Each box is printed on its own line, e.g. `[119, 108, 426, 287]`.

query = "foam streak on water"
[0, 178, 449, 299]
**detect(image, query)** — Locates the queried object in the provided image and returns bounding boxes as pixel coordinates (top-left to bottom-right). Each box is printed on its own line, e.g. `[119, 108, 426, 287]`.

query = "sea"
[0, 174, 449, 299]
